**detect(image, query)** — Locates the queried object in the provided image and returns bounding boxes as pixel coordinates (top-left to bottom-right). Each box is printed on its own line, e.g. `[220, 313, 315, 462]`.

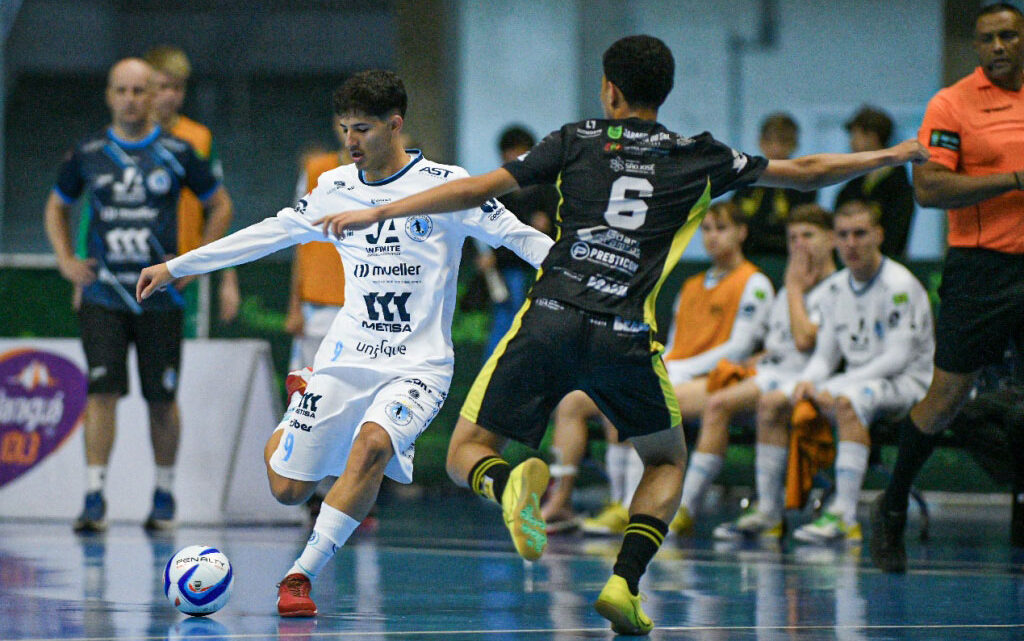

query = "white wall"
[455, 0, 946, 259]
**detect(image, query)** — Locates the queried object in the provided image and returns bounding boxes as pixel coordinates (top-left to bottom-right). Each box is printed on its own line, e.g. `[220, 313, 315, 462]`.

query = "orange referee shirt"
[296, 152, 346, 306]
[663, 260, 760, 361]
[918, 66, 1024, 253]
[170, 115, 219, 255]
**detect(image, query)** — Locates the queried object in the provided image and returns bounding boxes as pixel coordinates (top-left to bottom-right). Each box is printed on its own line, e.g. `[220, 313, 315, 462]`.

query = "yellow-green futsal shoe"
[501, 457, 549, 560]
[594, 574, 653, 635]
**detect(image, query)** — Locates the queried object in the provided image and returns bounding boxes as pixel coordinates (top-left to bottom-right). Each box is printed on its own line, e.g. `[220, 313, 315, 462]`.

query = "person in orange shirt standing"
[144, 46, 239, 327]
[872, 3, 1024, 573]
[286, 137, 350, 371]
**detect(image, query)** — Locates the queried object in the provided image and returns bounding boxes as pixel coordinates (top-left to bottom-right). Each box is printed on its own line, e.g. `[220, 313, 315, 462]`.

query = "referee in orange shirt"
[871, 2, 1024, 573]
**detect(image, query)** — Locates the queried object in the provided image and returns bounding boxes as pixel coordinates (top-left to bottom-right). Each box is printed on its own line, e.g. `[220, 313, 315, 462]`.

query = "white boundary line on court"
[15, 622, 1024, 641]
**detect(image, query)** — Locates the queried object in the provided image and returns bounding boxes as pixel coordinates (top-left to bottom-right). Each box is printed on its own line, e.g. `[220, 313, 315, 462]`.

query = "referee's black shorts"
[79, 302, 184, 401]
[934, 247, 1024, 374]
[460, 297, 681, 449]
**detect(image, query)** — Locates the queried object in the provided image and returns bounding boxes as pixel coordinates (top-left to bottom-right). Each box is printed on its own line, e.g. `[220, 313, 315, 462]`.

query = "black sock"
[884, 414, 939, 513]
[468, 455, 510, 504]
[612, 514, 668, 596]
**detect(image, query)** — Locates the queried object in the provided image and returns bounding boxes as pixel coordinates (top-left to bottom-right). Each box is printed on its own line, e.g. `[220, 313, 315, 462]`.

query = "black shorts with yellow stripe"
[461, 297, 681, 449]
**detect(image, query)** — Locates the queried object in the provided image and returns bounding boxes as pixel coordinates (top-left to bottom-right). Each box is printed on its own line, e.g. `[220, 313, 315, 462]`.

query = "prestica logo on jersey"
[352, 262, 422, 279]
[569, 242, 639, 276]
[356, 340, 408, 359]
[0, 350, 88, 488]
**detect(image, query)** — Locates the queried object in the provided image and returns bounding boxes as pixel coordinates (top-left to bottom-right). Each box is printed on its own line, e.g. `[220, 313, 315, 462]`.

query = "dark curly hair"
[602, 35, 675, 110]
[333, 70, 407, 119]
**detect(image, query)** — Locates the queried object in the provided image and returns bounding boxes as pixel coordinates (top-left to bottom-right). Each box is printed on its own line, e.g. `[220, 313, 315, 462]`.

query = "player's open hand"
[314, 208, 380, 239]
[892, 139, 930, 165]
[137, 263, 175, 302]
[57, 256, 97, 286]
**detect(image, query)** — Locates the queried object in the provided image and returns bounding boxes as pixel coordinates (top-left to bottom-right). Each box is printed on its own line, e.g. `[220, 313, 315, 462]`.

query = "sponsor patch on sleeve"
[929, 129, 960, 152]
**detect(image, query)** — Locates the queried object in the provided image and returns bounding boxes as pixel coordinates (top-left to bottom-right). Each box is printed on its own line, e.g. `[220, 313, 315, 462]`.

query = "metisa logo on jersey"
[355, 340, 408, 359]
[362, 292, 412, 332]
[365, 220, 402, 255]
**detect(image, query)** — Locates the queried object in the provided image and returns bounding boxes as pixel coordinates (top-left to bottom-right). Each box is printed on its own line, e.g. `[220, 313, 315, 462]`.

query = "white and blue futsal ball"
[164, 545, 234, 616]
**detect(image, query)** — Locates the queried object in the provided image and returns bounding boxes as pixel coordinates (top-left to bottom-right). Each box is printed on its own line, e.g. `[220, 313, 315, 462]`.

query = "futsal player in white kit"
[718, 199, 933, 543]
[137, 70, 553, 617]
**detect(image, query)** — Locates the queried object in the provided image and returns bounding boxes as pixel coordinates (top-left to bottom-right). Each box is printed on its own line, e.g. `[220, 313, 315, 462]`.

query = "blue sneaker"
[73, 491, 107, 533]
[144, 489, 176, 531]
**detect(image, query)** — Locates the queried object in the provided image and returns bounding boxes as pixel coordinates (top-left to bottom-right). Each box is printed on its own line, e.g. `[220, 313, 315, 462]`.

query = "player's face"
[974, 11, 1024, 85]
[834, 212, 882, 276]
[759, 132, 796, 160]
[338, 112, 399, 172]
[787, 222, 834, 264]
[149, 70, 186, 124]
[848, 126, 882, 153]
[106, 62, 154, 130]
[700, 213, 746, 259]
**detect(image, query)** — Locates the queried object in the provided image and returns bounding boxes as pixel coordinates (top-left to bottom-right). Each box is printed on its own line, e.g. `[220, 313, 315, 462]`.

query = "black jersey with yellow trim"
[503, 118, 767, 329]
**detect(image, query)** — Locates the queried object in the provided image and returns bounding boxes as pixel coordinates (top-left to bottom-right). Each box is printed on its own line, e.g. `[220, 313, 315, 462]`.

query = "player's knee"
[756, 392, 788, 423]
[267, 474, 313, 505]
[349, 424, 393, 474]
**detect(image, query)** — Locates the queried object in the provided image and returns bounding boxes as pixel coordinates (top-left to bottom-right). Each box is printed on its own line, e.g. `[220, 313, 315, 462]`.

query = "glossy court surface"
[2, 495, 1023, 640]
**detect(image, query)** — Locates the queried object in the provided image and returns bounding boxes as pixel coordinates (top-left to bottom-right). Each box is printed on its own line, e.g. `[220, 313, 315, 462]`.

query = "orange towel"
[706, 359, 757, 393]
[784, 400, 836, 510]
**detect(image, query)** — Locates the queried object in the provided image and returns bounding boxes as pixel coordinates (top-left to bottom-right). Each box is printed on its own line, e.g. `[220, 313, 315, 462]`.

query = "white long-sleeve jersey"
[797, 258, 934, 389]
[755, 279, 831, 376]
[168, 152, 554, 376]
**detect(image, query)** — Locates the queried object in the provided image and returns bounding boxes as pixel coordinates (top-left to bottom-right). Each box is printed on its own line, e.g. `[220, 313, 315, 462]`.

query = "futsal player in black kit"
[318, 36, 928, 635]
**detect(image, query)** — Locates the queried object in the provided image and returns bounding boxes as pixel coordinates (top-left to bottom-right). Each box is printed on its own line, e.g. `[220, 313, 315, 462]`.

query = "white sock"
[755, 444, 788, 520]
[155, 465, 175, 493]
[622, 445, 644, 507]
[680, 452, 724, 516]
[287, 503, 359, 579]
[606, 443, 630, 505]
[86, 465, 106, 494]
[830, 441, 870, 524]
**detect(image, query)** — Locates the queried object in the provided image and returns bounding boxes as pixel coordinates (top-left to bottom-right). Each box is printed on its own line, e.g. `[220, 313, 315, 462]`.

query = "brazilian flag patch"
[929, 129, 960, 152]
[892, 292, 909, 304]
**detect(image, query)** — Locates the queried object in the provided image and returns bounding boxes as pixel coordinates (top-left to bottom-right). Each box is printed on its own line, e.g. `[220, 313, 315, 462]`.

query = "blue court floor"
[2, 494, 1023, 640]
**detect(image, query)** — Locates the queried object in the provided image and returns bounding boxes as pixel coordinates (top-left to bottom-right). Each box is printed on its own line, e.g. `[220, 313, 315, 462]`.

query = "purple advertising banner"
[0, 349, 88, 488]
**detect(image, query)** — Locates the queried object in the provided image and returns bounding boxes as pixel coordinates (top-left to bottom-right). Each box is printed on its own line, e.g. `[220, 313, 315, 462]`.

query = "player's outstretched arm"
[137, 263, 175, 301]
[315, 168, 519, 238]
[756, 140, 929, 191]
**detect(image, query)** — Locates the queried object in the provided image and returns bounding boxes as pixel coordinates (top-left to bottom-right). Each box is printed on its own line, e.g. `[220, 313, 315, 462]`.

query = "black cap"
[844, 106, 893, 146]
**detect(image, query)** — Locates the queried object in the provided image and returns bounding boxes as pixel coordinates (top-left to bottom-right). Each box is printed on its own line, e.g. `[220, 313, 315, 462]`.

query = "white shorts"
[821, 375, 926, 427]
[269, 365, 449, 484]
[752, 366, 801, 397]
[288, 303, 342, 370]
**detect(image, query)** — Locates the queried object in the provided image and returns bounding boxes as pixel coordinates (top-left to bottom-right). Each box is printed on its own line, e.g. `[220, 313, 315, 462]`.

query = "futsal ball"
[164, 545, 234, 616]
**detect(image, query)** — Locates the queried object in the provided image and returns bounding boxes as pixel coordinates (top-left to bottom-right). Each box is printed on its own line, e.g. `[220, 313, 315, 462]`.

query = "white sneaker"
[793, 512, 862, 544]
[712, 508, 784, 541]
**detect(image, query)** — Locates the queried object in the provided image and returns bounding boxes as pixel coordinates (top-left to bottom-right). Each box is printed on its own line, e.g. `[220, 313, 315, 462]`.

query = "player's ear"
[389, 113, 404, 134]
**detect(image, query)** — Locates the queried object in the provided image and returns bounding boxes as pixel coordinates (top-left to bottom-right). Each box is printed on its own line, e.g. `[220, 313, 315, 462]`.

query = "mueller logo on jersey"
[365, 220, 402, 255]
[569, 241, 639, 276]
[419, 166, 453, 179]
[355, 339, 407, 359]
[586, 275, 628, 297]
[352, 263, 422, 279]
